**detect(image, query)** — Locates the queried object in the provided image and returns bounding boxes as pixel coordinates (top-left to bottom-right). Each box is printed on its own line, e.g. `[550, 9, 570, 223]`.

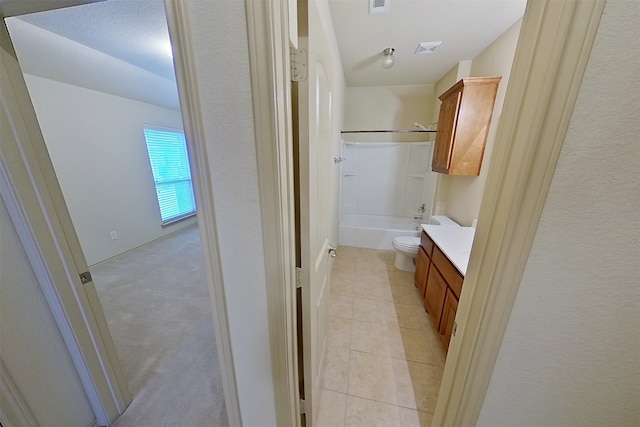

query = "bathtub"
[338, 214, 421, 250]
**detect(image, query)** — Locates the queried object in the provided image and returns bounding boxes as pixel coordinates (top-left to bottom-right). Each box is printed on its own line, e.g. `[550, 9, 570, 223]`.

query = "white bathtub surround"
[421, 224, 475, 276]
[339, 141, 438, 250]
[339, 214, 420, 250]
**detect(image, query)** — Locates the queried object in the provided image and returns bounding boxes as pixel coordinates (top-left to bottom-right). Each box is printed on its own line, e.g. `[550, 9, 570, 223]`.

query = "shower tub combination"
[338, 141, 438, 250]
[339, 214, 421, 251]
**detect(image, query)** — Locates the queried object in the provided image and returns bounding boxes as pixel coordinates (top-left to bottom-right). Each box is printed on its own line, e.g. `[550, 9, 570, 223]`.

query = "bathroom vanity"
[415, 224, 475, 351]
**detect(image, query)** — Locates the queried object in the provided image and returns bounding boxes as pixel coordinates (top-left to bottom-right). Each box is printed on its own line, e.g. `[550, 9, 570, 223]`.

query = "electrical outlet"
[110, 231, 118, 240]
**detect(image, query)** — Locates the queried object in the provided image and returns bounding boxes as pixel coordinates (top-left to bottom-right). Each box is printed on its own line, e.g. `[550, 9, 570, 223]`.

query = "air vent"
[415, 41, 442, 54]
[369, 0, 389, 15]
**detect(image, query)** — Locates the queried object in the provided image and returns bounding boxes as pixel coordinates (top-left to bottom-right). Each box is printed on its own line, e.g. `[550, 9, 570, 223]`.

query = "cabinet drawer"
[420, 231, 434, 256]
[439, 288, 459, 352]
[424, 266, 447, 330]
[432, 247, 464, 299]
[414, 246, 430, 297]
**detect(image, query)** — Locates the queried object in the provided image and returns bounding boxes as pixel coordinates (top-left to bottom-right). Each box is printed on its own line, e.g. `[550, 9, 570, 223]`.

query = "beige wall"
[344, 84, 435, 142]
[433, 20, 522, 225]
[478, 1, 639, 424]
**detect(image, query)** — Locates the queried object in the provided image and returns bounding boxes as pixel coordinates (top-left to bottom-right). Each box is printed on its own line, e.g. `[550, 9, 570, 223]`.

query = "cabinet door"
[439, 289, 459, 352]
[432, 90, 461, 172]
[414, 246, 429, 298]
[423, 267, 447, 330]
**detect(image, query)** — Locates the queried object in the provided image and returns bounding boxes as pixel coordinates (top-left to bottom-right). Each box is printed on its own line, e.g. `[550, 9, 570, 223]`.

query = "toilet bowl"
[391, 236, 420, 272]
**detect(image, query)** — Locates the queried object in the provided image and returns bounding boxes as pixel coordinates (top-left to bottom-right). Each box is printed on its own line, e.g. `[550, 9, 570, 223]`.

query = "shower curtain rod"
[341, 129, 437, 134]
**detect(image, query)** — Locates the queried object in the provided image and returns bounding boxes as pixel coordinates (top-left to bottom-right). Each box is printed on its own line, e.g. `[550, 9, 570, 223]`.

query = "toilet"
[391, 236, 421, 272]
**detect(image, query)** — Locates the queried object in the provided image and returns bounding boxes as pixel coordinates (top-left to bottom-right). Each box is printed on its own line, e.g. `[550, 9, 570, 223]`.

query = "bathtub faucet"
[418, 203, 426, 213]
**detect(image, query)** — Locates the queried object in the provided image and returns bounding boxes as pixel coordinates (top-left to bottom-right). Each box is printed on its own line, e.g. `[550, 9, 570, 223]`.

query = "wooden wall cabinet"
[414, 230, 465, 351]
[432, 77, 501, 176]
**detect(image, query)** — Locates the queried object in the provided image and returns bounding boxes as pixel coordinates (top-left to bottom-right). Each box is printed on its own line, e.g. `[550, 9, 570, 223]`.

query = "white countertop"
[421, 224, 476, 276]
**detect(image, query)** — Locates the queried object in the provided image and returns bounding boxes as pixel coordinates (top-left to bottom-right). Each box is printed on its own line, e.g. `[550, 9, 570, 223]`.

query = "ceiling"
[328, 0, 527, 87]
[6, 0, 526, 106]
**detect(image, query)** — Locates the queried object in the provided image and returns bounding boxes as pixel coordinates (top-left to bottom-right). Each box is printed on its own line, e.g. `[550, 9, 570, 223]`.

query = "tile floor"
[316, 246, 446, 427]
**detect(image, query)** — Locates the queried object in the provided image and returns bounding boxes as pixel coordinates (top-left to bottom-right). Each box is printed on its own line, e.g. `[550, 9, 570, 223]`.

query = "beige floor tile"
[399, 407, 433, 427]
[354, 271, 383, 285]
[381, 270, 416, 287]
[330, 294, 354, 319]
[386, 286, 424, 307]
[373, 284, 395, 301]
[348, 351, 397, 405]
[333, 268, 356, 281]
[349, 281, 382, 299]
[328, 317, 352, 350]
[331, 278, 358, 297]
[352, 298, 386, 324]
[351, 323, 391, 357]
[344, 395, 401, 427]
[351, 319, 389, 337]
[321, 346, 351, 393]
[316, 389, 347, 427]
[387, 327, 433, 364]
[392, 358, 442, 413]
[384, 303, 430, 330]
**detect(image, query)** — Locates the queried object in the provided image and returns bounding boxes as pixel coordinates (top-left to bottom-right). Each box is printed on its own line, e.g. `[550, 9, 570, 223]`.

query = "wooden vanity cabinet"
[414, 246, 429, 297]
[414, 231, 434, 297]
[416, 230, 465, 351]
[424, 266, 447, 329]
[439, 289, 459, 351]
[432, 77, 501, 176]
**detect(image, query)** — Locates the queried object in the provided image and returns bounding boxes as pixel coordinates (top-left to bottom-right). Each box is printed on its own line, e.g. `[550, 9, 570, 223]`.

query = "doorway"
[3, 1, 228, 425]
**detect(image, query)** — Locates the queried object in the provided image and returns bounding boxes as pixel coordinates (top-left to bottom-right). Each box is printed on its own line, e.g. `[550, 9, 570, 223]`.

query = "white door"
[0, 9, 129, 425]
[295, 0, 335, 423]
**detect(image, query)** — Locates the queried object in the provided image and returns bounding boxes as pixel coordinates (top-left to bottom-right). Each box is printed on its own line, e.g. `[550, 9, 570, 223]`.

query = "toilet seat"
[392, 236, 420, 250]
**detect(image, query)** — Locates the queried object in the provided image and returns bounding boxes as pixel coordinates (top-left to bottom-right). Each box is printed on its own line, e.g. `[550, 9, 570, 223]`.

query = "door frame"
[0, 0, 246, 425]
[240, 0, 606, 426]
[0, 9, 129, 425]
[242, 0, 300, 424]
[432, 0, 606, 424]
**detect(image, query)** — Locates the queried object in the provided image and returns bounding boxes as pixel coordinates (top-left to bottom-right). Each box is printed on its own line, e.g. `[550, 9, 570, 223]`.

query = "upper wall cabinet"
[432, 77, 501, 176]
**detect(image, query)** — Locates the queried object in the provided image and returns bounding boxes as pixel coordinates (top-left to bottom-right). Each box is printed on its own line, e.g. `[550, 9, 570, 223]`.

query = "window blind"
[143, 127, 196, 224]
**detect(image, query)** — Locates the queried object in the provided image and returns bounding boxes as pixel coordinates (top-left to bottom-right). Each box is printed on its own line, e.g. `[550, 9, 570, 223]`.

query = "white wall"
[433, 20, 522, 226]
[24, 74, 195, 265]
[344, 84, 435, 142]
[184, 1, 277, 425]
[0, 196, 94, 427]
[477, 1, 639, 425]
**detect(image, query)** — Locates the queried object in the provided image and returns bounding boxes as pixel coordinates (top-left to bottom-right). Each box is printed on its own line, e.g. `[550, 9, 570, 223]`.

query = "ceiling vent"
[415, 41, 442, 54]
[369, 0, 389, 15]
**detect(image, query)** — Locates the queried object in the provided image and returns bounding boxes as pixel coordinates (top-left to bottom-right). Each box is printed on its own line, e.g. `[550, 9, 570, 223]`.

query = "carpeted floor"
[91, 225, 228, 426]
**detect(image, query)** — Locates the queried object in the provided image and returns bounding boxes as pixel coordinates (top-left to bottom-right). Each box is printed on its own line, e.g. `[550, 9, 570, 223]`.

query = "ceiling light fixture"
[382, 48, 395, 69]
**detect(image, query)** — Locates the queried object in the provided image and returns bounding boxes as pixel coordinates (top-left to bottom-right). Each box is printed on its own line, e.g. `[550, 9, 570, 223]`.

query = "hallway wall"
[477, 1, 639, 424]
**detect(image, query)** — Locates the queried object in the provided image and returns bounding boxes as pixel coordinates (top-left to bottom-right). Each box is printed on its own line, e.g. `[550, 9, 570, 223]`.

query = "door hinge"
[291, 48, 308, 82]
[300, 398, 310, 415]
[452, 321, 458, 337]
[296, 267, 308, 289]
[79, 271, 93, 284]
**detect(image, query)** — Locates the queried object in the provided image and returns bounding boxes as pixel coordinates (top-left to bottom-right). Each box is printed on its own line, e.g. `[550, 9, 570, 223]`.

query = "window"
[143, 127, 196, 224]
